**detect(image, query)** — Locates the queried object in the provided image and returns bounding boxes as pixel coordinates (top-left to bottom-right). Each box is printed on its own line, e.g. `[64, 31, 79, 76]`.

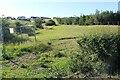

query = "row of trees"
[55, 11, 120, 25]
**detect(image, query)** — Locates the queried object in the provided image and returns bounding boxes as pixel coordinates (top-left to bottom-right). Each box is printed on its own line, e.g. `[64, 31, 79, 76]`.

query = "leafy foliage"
[55, 11, 120, 25]
[75, 34, 120, 76]
[69, 53, 106, 77]
[45, 20, 56, 26]
[35, 18, 43, 29]
[20, 26, 36, 36]
[2, 25, 119, 78]
[2, 19, 26, 44]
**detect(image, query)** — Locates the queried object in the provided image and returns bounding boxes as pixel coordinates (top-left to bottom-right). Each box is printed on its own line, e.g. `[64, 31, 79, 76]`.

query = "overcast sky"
[0, 0, 119, 18]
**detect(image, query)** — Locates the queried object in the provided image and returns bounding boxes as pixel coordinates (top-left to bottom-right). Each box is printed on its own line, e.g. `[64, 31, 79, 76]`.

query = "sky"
[0, 0, 119, 18]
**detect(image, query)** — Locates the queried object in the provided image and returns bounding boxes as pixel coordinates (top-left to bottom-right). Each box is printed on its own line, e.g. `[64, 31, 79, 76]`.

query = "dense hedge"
[69, 33, 120, 77]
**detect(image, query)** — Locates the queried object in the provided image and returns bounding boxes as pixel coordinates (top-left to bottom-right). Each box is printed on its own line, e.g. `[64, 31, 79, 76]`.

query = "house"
[6, 17, 16, 20]
[30, 16, 39, 21]
[42, 17, 51, 19]
[17, 16, 26, 20]
[6, 17, 12, 20]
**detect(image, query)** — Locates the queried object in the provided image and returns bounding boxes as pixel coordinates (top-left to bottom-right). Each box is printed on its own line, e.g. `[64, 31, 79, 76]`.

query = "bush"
[35, 18, 43, 29]
[2, 19, 25, 44]
[1, 19, 28, 44]
[76, 34, 120, 75]
[4, 28, 27, 44]
[45, 20, 56, 26]
[20, 26, 35, 36]
[69, 52, 105, 77]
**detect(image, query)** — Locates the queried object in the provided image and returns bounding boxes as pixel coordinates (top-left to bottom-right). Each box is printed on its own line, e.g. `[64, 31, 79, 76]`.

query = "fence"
[0, 26, 37, 59]
[2, 26, 37, 44]
[0, 26, 36, 79]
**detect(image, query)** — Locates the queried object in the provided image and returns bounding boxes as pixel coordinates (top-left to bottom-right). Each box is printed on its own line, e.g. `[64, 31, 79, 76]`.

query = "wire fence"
[0, 25, 37, 58]
[2, 26, 37, 44]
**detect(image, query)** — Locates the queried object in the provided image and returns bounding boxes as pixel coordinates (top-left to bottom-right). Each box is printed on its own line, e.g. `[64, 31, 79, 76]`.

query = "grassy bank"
[2, 25, 119, 78]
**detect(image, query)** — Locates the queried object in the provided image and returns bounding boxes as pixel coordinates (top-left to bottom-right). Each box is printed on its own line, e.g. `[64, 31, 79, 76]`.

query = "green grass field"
[36, 25, 118, 41]
[2, 25, 119, 78]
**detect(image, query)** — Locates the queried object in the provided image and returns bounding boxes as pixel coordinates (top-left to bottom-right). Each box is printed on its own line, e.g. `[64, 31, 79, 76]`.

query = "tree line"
[54, 10, 120, 25]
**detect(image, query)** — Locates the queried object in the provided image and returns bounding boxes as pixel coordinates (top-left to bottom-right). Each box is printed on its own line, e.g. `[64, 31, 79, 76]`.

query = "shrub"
[4, 29, 27, 44]
[76, 33, 120, 75]
[19, 26, 36, 36]
[69, 52, 105, 77]
[35, 18, 43, 29]
[45, 20, 56, 26]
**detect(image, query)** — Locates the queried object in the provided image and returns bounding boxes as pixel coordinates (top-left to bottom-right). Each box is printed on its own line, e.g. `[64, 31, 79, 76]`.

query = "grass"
[9, 20, 35, 26]
[2, 25, 119, 78]
[36, 25, 118, 42]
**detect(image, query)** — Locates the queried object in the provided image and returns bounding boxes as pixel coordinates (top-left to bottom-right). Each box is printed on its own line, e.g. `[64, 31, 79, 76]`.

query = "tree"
[2, 18, 27, 44]
[95, 9, 100, 14]
[55, 11, 120, 25]
[2, 18, 13, 43]
[15, 21, 22, 34]
[45, 20, 56, 26]
[35, 18, 43, 29]
[2, 18, 10, 27]
[79, 15, 86, 25]
[73, 17, 79, 25]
